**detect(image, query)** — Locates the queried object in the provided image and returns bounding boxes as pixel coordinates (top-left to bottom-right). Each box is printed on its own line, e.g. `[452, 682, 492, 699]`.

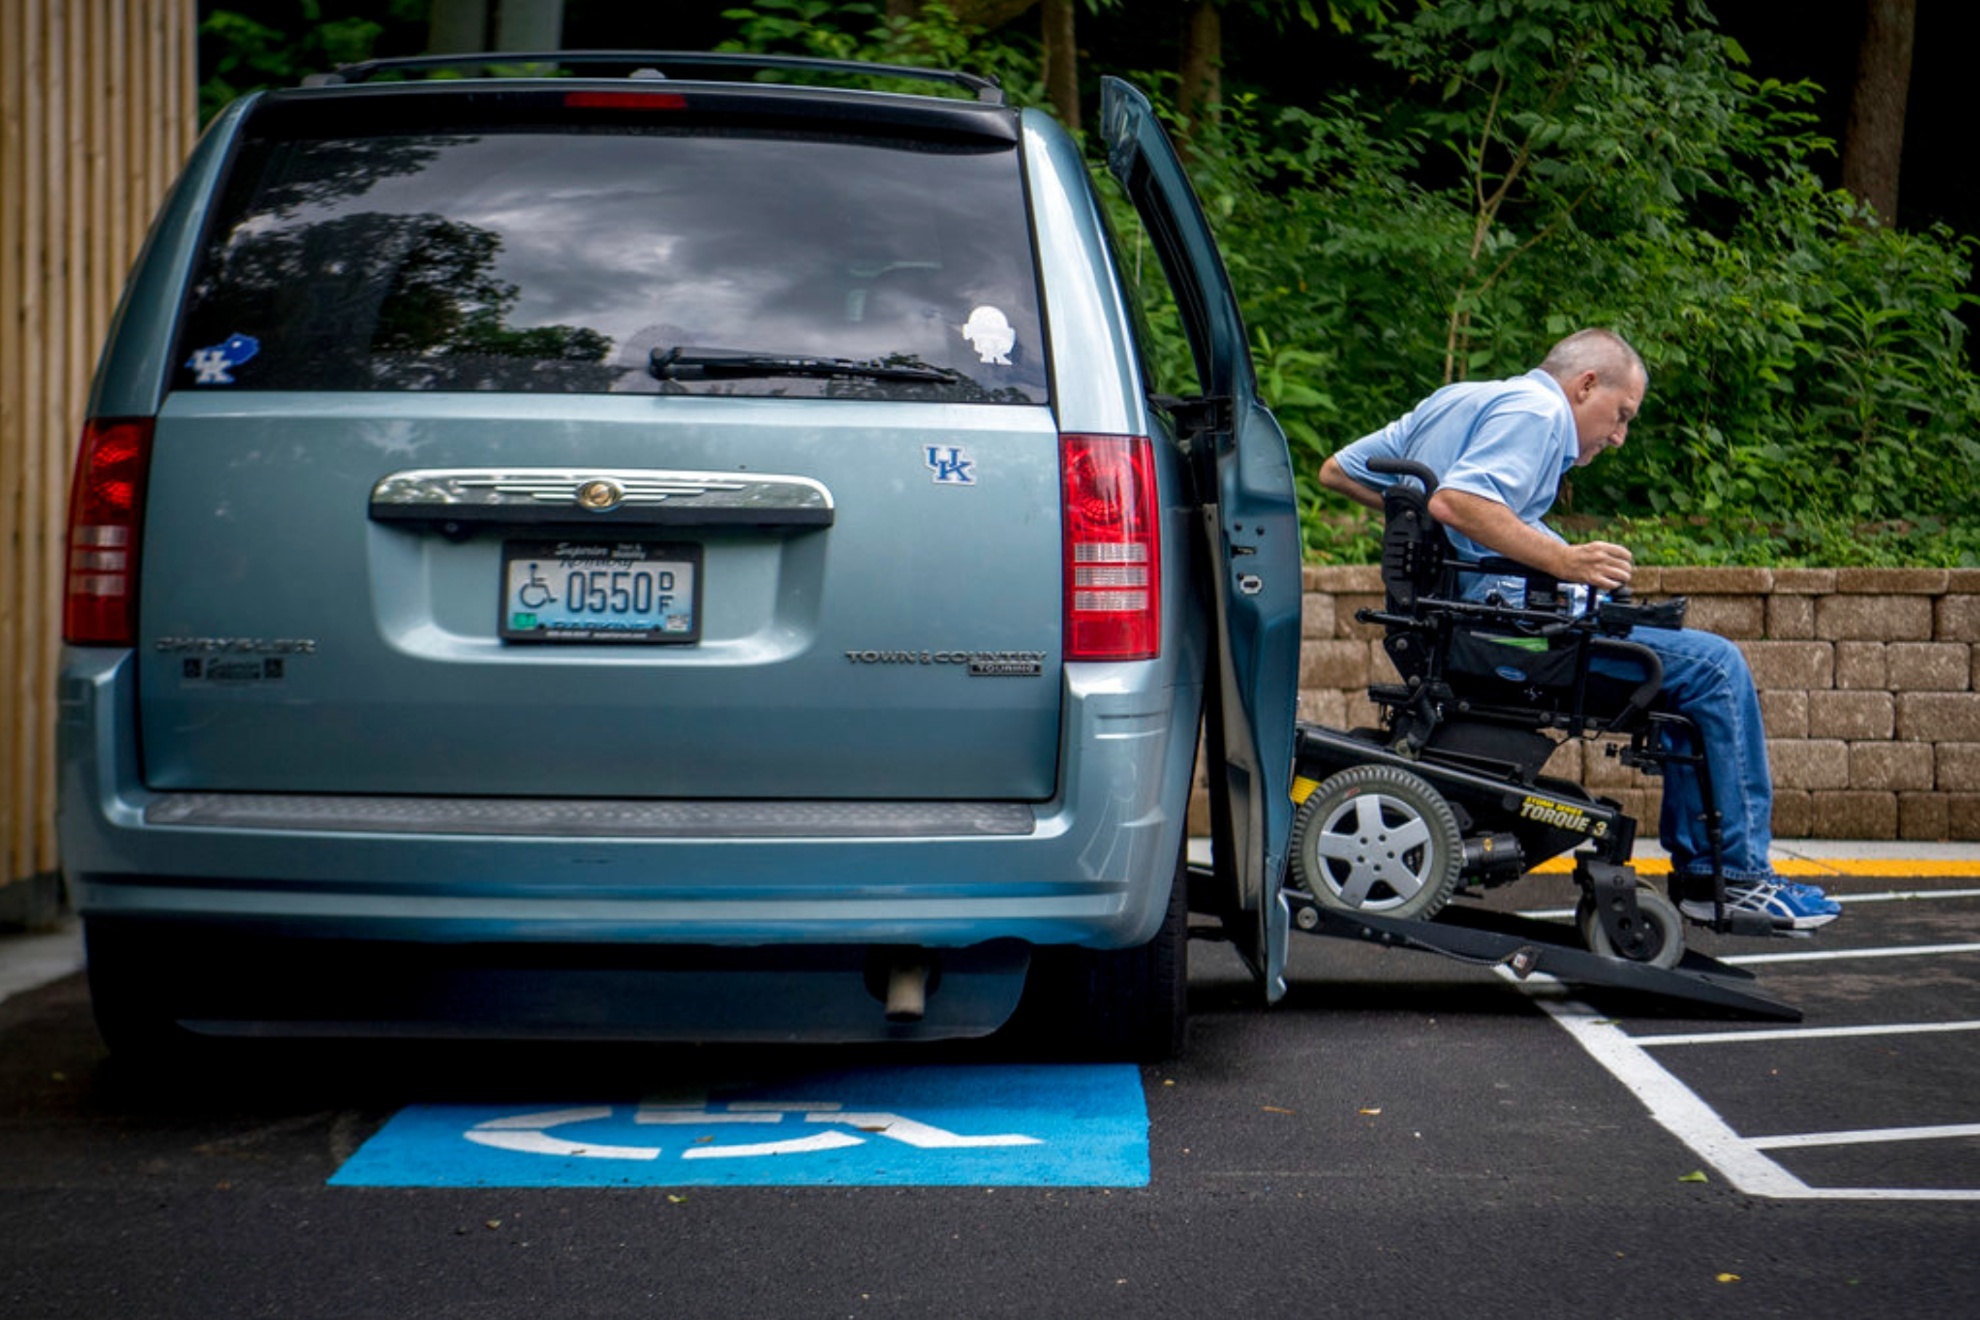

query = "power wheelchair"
[1285, 458, 1798, 1008]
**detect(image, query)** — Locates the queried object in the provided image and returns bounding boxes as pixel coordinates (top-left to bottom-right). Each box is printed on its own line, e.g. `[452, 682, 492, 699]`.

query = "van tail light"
[1061, 433, 1160, 661]
[63, 418, 154, 646]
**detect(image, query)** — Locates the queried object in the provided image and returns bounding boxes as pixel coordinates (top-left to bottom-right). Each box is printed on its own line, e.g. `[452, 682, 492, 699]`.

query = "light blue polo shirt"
[1334, 368, 1577, 599]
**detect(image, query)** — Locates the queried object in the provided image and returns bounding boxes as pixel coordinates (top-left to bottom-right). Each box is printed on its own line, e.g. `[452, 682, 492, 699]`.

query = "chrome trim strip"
[369, 468, 834, 527]
[144, 794, 1035, 839]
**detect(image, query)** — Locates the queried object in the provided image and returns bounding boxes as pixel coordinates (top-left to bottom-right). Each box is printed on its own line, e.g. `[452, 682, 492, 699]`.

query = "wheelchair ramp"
[1279, 887, 1802, 1021]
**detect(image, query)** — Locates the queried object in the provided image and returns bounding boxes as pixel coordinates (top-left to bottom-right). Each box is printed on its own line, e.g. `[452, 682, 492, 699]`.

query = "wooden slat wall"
[1, 0, 196, 916]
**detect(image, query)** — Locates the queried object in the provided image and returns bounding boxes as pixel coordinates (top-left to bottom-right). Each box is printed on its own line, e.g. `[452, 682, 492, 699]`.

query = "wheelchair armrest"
[1589, 636, 1664, 727]
[1597, 595, 1688, 633]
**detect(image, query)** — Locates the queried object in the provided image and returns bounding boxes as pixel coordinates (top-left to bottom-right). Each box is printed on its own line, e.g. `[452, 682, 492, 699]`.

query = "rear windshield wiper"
[649, 345, 966, 385]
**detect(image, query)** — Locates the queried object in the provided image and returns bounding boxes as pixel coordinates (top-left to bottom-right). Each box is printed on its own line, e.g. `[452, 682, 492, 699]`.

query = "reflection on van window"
[174, 129, 1050, 402]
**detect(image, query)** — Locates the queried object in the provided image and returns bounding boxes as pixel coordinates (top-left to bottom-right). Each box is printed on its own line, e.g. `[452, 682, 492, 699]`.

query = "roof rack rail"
[301, 50, 1005, 104]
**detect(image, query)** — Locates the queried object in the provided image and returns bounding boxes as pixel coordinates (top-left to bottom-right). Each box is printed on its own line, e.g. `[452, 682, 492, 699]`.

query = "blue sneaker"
[1680, 880, 1841, 931]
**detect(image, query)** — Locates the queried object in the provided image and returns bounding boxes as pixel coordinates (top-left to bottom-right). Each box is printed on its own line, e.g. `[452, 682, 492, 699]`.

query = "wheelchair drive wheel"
[1576, 886, 1685, 969]
[1292, 765, 1463, 921]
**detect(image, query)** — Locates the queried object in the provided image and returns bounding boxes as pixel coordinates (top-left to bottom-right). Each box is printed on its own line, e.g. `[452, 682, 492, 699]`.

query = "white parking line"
[1632, 1020, 1980, 1047]
[1503, 978, 1980, 1201]
[1749, 1123, 1980, 1151]
[1723, 942, 1980, 966]
[1499, 886, 1980, 1201]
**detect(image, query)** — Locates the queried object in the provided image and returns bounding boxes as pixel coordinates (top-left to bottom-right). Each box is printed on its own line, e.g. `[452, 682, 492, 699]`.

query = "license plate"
[500, 539, 701, 643]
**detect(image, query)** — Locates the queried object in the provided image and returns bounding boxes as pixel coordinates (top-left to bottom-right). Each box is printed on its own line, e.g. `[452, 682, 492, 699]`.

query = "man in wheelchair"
[1305, 328, 1837, 961]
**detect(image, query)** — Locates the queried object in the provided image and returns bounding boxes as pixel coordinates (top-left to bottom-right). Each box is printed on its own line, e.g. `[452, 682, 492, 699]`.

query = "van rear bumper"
[59, 650, 1200, 952]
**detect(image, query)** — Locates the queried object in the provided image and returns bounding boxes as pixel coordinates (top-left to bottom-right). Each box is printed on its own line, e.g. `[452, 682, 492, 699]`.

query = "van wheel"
[1014, 841, 1188, 1062]
[83, 920, 208, 1068]
[1292, 765, 1462, 922]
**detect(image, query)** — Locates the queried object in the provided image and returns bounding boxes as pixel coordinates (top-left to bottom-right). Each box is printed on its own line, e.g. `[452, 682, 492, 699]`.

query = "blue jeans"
[1594, 626, 1776, 882]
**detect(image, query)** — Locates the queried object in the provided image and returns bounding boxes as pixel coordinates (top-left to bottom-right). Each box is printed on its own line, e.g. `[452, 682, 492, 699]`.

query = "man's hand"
[1427, 488, 1633, 590]
[1559, 540, 1634, 592]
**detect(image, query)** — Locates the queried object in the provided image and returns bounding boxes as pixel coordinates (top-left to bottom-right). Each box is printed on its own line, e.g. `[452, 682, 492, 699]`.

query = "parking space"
[1499, 882, 1980, 1200]
[5, 856, 1980, 1318]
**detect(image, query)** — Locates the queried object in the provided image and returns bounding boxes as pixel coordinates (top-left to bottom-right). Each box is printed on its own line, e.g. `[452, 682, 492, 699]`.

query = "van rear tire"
[1011, 841, 1189, 1062]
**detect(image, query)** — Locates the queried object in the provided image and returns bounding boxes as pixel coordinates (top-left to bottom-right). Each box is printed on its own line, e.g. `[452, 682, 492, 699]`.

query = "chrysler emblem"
[576, 478, 625, 512]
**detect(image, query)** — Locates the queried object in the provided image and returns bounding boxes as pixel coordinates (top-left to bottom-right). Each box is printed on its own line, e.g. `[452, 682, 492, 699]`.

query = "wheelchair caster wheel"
[1291, 765, 1462, 921]
[1576, 886, 1684, 969]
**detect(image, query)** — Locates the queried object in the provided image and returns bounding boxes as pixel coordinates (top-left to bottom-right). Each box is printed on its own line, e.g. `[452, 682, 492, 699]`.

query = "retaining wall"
[1291, 566, 1980, 841]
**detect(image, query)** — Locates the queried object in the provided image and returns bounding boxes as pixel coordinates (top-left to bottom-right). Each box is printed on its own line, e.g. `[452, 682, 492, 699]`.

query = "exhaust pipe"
[883, 953, 933, 1023]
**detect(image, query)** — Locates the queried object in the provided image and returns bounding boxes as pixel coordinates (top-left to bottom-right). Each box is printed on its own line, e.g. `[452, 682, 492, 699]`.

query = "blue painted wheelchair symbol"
[329, 1064, 1148, 1187]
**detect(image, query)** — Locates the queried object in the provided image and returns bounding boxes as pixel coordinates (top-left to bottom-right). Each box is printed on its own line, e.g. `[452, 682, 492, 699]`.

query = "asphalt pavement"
[3, 843, 1977, 1319]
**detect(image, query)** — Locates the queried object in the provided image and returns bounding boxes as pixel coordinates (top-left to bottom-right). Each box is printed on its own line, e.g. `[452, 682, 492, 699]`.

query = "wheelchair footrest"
[1285, 889, 1801, 1021]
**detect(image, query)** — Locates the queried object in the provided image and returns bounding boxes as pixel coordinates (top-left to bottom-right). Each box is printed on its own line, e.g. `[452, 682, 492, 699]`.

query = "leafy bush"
[727, 3, 1980, 566]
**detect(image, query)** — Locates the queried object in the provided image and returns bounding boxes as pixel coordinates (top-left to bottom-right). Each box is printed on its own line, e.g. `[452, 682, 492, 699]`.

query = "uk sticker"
[187, 333, 260, 384]
[925, 444, 975, 485]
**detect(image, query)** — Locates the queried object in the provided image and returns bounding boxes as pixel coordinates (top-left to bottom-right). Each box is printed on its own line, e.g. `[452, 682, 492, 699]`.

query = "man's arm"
[1427, 488, 1634, 591]
[1319, 455, 1384, 512]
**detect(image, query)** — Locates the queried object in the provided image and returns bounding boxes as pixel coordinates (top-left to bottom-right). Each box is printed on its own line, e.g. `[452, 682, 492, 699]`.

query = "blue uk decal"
[187, 333, 260, 385]
[925, 444, 976, 485]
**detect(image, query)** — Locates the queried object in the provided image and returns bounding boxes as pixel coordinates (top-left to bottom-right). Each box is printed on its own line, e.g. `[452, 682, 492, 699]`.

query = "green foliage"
[715, 0, 1980, 565]
[198, 2, 426, 121]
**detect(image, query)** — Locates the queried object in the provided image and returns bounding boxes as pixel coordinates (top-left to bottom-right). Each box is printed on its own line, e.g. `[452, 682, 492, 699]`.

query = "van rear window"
[173, 122, 1048, 402]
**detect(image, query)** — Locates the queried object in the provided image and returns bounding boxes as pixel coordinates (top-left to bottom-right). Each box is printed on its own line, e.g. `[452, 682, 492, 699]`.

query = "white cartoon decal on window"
[961, 306, 1015, 365]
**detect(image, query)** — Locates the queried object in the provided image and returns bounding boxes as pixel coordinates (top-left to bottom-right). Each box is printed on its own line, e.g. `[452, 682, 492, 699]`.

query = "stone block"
[1297, 688, 1347, 729]
[1660, 567, 1772, 594]
[1808, 791, 1897, 839]
[1343, 691, 1385, 732]
[1848, 742, 1934, 791]
[1187, 787, 1212, 837]
[1759, 690, 1807, 738]
[1740, 641, 1833, 692]
[1335, 594, 1386, 640]
[1683, 595, 1765, 639]
[1301, 639, 1369, 690]
[1770, 739, 1850, 790]
[1887, 643, 1971, 692]
[1834, 568, 1951, 595]
[1367, 640, 1400, 686]
[1816, 595, 1933, 641]
[1770, 568, 1836, 594]
[1949, 794, 1980, 841]
[1543, 739, 1583, 780]
[1770, 790, 1813, 839]
[1896, 693, 1980, 743]
[1301, 591, 1338, 638]
[1604, 788, 1662, 824]
[1765, 594, 1814, 640]
[1307, 565, 1382, 594]
[1583, 743, 1652, 788]
[1937, 594, 1980, 643]
[1899, 792, 1949, 841]
[1936, 743, 1980, 792]
[1834, 642, 1888, 690]
[1807, 690, 1893, 740]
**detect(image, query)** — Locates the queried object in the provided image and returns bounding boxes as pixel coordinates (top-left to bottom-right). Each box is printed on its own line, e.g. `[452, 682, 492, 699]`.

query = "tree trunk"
[1178, 0, 1222, 133]
[1042, 0, 1079, 131]
[428, 0, 488, 53]
[1841, 0, 1916, 222]
[495, 0, 563, 52]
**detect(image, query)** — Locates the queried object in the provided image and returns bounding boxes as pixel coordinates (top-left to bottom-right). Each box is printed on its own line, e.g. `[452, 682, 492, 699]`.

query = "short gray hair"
[1539, 328, 1647, 391]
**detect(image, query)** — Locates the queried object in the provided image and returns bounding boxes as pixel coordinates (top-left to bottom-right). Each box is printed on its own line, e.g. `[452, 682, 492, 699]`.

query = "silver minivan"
[58, 53, 1302, 1060]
